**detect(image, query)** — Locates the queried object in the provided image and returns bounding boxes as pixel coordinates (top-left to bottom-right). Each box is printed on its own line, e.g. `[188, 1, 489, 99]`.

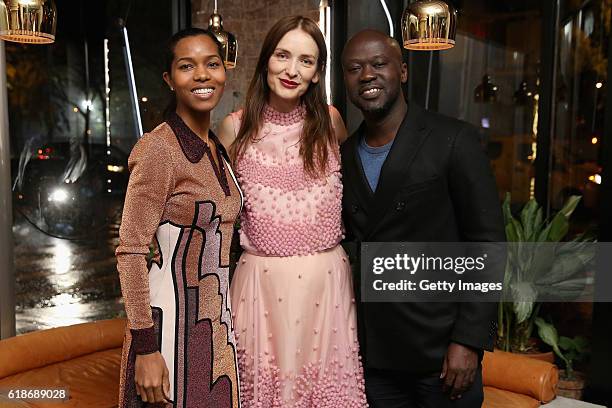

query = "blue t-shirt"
[357, 135, 394, 191]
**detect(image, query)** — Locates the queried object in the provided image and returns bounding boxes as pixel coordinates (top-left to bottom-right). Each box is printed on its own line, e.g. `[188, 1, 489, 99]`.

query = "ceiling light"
[401, 1, 457, 51]
[0, 0, 56, 44]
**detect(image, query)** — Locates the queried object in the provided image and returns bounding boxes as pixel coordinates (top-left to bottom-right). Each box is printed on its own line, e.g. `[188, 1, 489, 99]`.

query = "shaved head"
[342, 29, 407, 117]
[342, 29, 403, 66]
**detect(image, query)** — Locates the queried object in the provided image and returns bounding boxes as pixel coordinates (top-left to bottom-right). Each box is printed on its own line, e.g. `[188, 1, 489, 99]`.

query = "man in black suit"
[340, 30, 505, 407]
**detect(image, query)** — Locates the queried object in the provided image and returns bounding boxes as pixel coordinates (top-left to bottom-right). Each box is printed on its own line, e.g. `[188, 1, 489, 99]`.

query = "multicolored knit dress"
[116, 112, 243, 408]
[229, 105, 368, 407]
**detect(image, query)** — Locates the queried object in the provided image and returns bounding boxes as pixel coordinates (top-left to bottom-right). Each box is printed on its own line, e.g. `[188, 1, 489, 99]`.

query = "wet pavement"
[13, 201, 126, 334]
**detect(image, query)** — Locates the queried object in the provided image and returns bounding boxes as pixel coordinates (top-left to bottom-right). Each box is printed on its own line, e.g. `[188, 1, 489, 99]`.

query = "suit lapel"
[342, 123, 374, 213]
[365, 102, 431, 238]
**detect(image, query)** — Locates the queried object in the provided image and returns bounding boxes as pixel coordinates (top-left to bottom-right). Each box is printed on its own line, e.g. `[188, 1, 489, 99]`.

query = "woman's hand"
[135, 351, 170, 403]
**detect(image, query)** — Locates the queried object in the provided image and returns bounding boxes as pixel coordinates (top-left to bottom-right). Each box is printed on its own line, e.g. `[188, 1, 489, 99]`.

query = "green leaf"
[565, 350, 578, 362]
[502, 192, 513, 225]
[503, 193, 525, 242]
[511, 282, 537, 323]
[513, 301, 533, 324]
[521, 199, 539, 241]
[533, 208, 544, 235]
[574, 336, 589, 353]
[534, 317, 568, 364]
[528, 242, 556, 281]
[559, 336, 574, 350]
[546, 212, 570, 242]
[511, 218, 525, 243]
[535, 249, 589, 286]
[536, 222, 553, 242]
[544, 196, 582, 242]
[559, 195, 582, 218]
[505, 223, 519, 242]
[538, 277, 590, 299]
[535, 317, 559, 347]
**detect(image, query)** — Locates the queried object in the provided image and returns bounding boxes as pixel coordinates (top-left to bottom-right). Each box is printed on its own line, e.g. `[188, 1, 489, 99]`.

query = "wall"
[191, 0, 320, 129]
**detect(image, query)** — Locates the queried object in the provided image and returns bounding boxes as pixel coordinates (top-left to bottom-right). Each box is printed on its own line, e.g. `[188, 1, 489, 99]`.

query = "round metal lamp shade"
[0, 0, 56, 44]
[208, 12, 237, 69]
[401, 0, 457, 51]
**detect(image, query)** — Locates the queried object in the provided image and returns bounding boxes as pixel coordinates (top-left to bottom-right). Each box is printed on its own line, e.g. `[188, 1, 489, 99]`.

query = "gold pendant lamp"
[207, 0, 237, 69]
[401, 0, 456, 51]
[0, 0, 56, 44]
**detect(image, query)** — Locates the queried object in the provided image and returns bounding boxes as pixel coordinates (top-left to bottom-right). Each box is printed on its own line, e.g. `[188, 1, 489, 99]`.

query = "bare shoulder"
[328, 105, 348, 144]
[328, 105, 341, 121]
[218, 113, 238, 151]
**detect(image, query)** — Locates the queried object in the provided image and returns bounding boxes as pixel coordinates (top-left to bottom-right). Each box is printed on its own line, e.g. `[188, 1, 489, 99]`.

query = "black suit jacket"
[341, 102, 505, 373]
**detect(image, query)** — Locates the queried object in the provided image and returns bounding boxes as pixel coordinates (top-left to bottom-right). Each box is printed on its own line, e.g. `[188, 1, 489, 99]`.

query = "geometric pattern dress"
[116, 112, 242, 407]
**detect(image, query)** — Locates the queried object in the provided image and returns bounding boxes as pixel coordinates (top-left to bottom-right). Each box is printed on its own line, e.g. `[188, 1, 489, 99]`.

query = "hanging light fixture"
[207, 0, 237, 69]
[474, 74, 498, 103]
[0, 0, 56, 44]
[401, 0, 457, 51]
[513, 80, 535, 106]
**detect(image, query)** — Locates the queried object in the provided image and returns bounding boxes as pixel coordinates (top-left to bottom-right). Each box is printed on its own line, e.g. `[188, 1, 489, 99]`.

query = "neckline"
[166, 112, 232, 196]
[360, 134, 394, 153]
[263, 104, 306, 126]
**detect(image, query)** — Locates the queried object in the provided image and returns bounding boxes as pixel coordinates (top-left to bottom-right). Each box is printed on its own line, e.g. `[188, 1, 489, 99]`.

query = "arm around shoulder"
[218, 114, 237, 151]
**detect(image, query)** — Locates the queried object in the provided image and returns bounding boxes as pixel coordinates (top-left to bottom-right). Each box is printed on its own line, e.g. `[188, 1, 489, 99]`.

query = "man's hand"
[440, 342, 478, 400]
[135, 352, 170, 403]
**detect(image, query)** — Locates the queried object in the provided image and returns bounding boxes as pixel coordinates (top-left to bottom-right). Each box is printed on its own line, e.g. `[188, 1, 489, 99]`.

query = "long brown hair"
[230, 16, 335, 177]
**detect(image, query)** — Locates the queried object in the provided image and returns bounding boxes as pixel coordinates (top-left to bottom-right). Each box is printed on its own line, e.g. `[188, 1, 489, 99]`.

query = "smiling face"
[342, 31, 407, 116]
[266, 28, 320, 109]
[163, 34, 226, 115]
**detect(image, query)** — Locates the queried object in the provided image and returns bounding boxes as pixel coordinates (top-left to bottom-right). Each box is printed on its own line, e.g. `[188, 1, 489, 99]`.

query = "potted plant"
[535, 317, 590, 399]
[497, 193, 594, 355]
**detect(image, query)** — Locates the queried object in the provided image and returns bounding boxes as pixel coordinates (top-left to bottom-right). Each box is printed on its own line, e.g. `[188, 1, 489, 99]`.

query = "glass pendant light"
[401, 0, 457, 51]
[0, 0, 56, 44]
[207, 0, 237, 69]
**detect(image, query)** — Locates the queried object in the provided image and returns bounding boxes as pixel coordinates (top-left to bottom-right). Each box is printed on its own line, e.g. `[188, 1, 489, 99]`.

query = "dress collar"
[263, 104, 306, 126]
[166, 112, 227, 163]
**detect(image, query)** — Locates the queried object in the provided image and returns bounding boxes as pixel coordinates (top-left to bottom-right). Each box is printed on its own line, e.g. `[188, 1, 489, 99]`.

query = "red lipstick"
[279, 78, 299, 89]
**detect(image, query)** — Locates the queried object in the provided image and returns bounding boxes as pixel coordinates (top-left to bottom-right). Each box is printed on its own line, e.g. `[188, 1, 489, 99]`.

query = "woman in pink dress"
[218, 15, 367, 408]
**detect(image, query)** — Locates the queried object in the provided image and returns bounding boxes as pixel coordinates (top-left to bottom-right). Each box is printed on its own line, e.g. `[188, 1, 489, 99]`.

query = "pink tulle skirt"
[230, 245, 368, 407]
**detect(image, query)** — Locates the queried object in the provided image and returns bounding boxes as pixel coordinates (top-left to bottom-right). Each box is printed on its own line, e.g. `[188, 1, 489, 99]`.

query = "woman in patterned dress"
[218, 16, 367, 408]
[116, 28, 242, 407]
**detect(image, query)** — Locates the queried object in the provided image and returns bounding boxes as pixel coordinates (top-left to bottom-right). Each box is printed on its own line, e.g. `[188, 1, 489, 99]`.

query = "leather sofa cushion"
[0, 347, 121, 408]
[0, 319, 125, 379]
[484, 386, 541, 408]
[483, 350, 558, 403]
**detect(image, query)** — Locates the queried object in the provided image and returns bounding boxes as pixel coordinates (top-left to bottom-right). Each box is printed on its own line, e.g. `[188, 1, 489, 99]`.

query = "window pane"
[9, 1, 173, 333]
[436, 1, 543, 206]
[551, 0, 608, 231]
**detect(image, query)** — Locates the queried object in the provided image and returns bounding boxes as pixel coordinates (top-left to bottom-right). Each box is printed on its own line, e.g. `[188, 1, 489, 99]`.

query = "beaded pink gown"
[229, 105, 367, 408]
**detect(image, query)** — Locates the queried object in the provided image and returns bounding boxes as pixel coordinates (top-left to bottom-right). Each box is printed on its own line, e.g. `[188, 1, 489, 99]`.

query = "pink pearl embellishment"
[263, 104, 306, 126]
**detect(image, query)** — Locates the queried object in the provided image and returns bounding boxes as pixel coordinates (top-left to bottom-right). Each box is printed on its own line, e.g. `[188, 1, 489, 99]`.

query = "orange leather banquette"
[0, 319, 125, 408]
[0, 319, 558, 407]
